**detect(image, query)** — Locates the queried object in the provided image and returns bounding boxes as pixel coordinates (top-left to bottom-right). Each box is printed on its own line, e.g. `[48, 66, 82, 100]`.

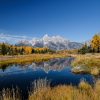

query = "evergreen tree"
[1, 43, 7, 55]
[78, 43, 89, 54]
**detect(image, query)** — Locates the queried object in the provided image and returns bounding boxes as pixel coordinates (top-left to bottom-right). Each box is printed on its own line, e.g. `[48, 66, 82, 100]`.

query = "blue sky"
[0, 0, 100, 42]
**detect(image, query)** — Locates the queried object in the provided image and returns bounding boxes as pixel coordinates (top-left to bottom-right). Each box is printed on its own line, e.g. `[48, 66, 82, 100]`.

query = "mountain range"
[16, 34, 83, 50]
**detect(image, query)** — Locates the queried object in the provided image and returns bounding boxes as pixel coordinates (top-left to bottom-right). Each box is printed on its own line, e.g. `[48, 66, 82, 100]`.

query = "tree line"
[0, 43, 55, 55]
[78, 34, 100, 54]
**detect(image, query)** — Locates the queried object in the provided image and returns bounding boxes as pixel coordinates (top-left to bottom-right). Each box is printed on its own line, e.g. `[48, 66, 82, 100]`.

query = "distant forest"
[0, 34, 100, 55]
[0, 44, 55, 55]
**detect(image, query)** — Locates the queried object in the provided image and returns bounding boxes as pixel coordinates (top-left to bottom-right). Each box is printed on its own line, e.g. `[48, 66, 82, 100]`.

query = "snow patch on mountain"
[16, 34, 83, 50]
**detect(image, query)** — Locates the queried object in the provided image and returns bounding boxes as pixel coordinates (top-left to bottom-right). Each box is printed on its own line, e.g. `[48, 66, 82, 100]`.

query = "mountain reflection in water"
[0, 57, 96, 100]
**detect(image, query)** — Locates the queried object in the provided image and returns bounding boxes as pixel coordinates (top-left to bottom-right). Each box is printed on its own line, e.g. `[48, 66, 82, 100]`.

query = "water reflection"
[0, 57, 97, 100]
[30, 57, 72, 73]
[0, 57, 95, 87]
[0, 57, 73, 75]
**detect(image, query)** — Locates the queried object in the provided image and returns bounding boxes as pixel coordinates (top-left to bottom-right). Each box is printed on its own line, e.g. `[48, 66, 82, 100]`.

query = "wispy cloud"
[0, 33, 31, 44]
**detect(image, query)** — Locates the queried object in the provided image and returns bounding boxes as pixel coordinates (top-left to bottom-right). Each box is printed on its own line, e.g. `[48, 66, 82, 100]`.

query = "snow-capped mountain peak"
[16, 34, 83, 50]
[42, 34, 68, 43]
[42, 34, 50, 41]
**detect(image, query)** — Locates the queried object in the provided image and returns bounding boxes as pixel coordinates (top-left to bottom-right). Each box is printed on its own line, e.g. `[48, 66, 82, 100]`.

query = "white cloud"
[0, 33, 31, 44]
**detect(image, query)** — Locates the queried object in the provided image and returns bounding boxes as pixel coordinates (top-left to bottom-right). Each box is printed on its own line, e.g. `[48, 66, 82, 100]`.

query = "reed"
[1, 79, 100, 100]
[0, 88, 20, 100]
[28, 79, 100, 100]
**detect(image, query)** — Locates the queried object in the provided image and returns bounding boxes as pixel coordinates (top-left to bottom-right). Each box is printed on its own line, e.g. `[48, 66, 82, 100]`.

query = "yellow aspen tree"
[90, 34, 100, 52]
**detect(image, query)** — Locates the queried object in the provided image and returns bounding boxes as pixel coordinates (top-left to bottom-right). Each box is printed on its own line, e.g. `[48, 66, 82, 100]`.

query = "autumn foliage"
[90, 34, 100, 53]
[0, 43, 54, 55]
[78, 34, 100, 54]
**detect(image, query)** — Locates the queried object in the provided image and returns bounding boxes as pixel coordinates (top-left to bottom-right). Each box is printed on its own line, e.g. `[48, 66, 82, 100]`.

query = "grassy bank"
[0, 79, 100, 100]
[29, 80, 100, 100]
[71, 54, 100, 75]
[0, 54, 67, 67]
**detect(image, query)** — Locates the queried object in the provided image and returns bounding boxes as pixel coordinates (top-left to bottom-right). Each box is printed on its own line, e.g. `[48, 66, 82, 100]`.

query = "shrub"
[78, 80, 91, 90]
[91, 68, 99, 76]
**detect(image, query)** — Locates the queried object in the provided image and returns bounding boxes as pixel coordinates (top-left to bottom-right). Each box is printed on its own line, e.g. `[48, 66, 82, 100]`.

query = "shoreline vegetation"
[0, 54, 68, 67]
[71, 53, 100, 76]
[0, 79, 100, 100]
[0, 53, 100, 76]
[1, 53, 100, 76]
[70, 34, 100, 75]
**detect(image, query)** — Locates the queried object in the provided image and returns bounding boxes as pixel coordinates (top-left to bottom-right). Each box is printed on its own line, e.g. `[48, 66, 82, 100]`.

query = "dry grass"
[71, 54, 100, 67]
[1, 79, 100, 100]
[0, 54, 67, 67]
[71, 54, 100, 75]
[90, 67, 100, 76]
[0, 88, 20, 100]
[78, 80, 92, 90]
[29, 79, 100, 100]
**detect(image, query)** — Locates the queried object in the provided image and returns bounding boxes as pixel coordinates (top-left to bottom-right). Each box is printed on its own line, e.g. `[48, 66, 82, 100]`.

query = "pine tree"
[1, 43, 7, 55]
[78, 43, 90, 54]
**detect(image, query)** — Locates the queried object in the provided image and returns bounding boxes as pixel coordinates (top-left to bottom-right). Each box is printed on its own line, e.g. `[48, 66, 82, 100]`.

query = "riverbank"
[1, 79, 100, 100]
[29, 80, 100, 100]
[71, 53, 100, 75]
[0, 54, 67, 67]
[1, 53, 100, 75]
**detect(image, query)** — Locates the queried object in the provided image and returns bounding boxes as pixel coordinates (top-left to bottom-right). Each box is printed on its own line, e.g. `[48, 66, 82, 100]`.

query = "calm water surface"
[0, 57, 98, 99]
